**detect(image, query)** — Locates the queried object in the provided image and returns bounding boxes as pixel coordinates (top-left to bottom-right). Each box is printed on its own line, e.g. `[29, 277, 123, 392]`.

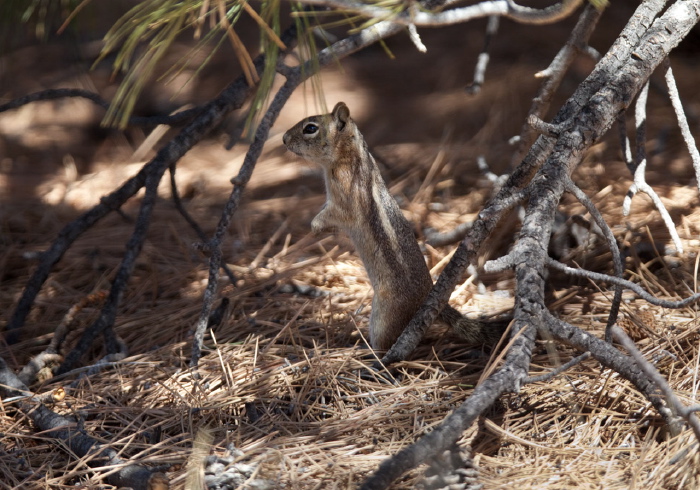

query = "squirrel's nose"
[282, 132, 289, 146]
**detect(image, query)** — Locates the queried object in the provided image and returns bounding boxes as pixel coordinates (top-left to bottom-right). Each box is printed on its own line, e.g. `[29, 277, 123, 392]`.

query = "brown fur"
[283, 102, 504, 350]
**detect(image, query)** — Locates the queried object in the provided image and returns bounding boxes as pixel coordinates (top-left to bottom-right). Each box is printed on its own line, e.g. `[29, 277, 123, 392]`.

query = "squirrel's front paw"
[311, 215, 337, 235]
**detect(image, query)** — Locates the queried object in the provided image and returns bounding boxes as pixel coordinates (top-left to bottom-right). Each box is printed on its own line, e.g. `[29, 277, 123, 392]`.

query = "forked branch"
[365, 1, 700, 486]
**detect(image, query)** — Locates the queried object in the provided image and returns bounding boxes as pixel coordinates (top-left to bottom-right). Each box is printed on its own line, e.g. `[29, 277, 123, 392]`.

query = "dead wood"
[365, 1, 700, 486]
[4, 25, 299, 371]
[2, 1, 700, 488]
[0, 357, 167, 489]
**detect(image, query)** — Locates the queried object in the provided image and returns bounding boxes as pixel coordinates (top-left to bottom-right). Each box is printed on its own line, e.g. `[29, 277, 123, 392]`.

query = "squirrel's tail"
[439, 306, 509, 346]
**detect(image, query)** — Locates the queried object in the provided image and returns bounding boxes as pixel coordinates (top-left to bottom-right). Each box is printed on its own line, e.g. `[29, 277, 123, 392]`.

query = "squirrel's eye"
[303, 123, 319, 135]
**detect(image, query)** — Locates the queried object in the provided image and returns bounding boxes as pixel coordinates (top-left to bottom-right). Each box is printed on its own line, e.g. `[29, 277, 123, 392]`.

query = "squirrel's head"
[283, 102, 355, 168]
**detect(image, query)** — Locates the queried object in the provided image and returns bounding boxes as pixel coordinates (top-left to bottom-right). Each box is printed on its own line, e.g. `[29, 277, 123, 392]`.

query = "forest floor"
[2, 2, 700, 489]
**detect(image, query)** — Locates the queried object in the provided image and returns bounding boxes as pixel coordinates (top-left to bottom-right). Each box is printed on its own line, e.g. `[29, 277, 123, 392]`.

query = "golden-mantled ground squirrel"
[283, 102, 504, 350]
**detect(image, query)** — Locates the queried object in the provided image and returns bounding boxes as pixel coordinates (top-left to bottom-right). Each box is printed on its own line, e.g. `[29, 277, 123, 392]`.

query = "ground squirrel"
[283, 102, 505, 350]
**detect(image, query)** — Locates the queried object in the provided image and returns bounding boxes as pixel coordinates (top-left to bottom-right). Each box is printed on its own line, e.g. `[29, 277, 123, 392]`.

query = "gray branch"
[546, 257, 700, 308]
[365, 1, 700, 486]
[664, 61, 700, 194]
[563, 176, 624, 342]
[0, 357, 162, 489]
[612, 325, 700, 442]
[622, 82, 683, 252]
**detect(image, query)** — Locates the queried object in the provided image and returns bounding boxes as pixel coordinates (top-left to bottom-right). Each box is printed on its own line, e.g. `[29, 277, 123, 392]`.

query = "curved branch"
[563, 176, 624, 342]
[545, 314, 674, 427]
[504, 0, 585, 25]
[362, 322, 536, 489]
[58, 163, 166, 373]
[380, 186, 527, 365]
[0, 357, 164, 489]
[621, 80, 684, 253]
[169, 165, 238, 285]
[190, 73, 303, 367]
[6, 26, 300, 344]
[664, 62, 700, 195]
[612, 325, 700, 442]
[546, 257, 700, 308]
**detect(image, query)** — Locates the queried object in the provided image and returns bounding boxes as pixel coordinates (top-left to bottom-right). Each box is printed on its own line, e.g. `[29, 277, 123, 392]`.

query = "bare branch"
[546, 257, 700, 308]
[58, 159, 167, 374]
[381, 185, 527, 365]
[612, 325, 700, 441]
[527, 114, 564, 137]
[563, 176, 623, 342]
[168, 165, 238, 285]
[621, 80, 683, 252]
[513, 3, 603, 164]
[0, 357, 164, 489]
[425, 222, 472, 247]
[366, 6, 700, 484]
[523, 351, 591, 384]
[190, 76, 303, 369]
[363, 322, 537, 489]
[483, 251, 517, 273]
[292, 0, 585, 28]
[664, 61, 700, 195]
[504, 0, 586, 25]
[407, 22, 427, 52]
[477, 155, 508, 188]
[544, 313, 675, 426]
[466, 15, 499, 94]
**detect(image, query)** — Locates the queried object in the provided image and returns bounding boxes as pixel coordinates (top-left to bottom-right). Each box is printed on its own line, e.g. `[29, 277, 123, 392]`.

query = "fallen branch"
[364, 1, 700, 486]
[612, 325, 700, 442]
[0, 357, 166, 490]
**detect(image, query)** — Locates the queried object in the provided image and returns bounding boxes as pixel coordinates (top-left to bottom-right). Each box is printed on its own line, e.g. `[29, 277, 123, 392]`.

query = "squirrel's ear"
[332, 102, 350, 131]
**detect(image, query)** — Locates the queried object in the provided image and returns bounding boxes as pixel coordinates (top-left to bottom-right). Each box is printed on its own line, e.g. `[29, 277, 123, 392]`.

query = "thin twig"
[58, 157, 168, 374]
[563, 176, 623, 342]
[527, 114, 565, 137]
[546, 257, 700, 308]
[524, 351, 591, 384]
[612, 325, 700, 441]
[466, 15, 499, 94]
[621, 81, 683, 253]
[663, 60, 700, 195]
[169, 165, 238, 285]
[190, 73, 303, 368]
